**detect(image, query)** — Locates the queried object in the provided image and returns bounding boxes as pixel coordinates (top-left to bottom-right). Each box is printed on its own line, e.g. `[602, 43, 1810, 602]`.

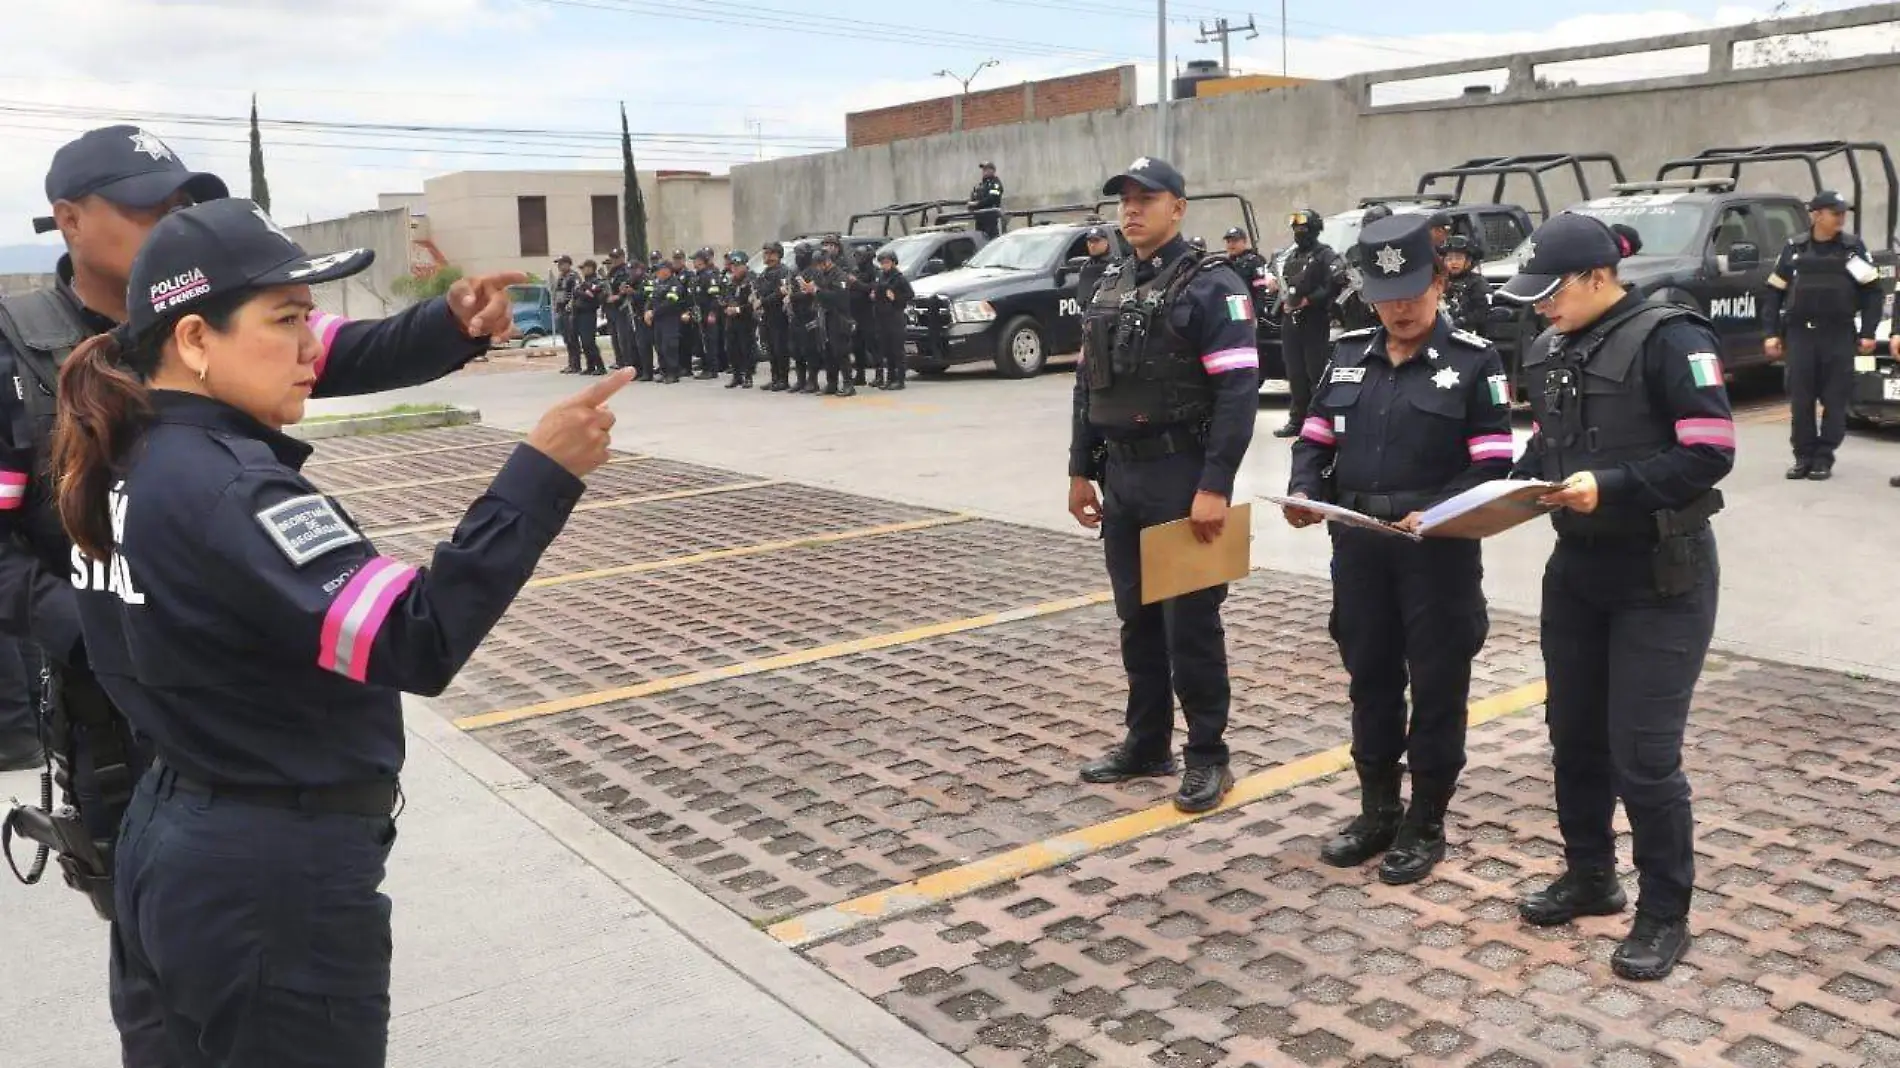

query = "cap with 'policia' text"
[1102, 157, 1186, 198]
[35, 125, 229, 235]
[126, 198, 373, 339]
[1496, 212, 1625, 304]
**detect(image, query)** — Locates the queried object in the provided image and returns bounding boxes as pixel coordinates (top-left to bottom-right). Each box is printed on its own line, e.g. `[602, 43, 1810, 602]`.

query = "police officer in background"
[970, 161, 1005, 239]
[849, 244, 881, 388]
[1068, 157, 1260, 813]
[872, 248, 914, 390]
[570, 258, 607, 376]
[1076, 226, 1118, 308]
[602, 247, 632, 370]
[553, 254, 580, 372]
[1763, 190, 1884, 481]
[52, 199, 627, 1065]
[1440, 234, 1491, 333]
[644, 258, 688, 384]
[807, 244, 856, 396]
[623, 255, 652, 379]
[1283, 215, 1512, 884]
[757, 242, 793, 391]
[691, 247, 726, 380]
[1497, 212, 1736, 982]
[789, 243, 821, 394]
[722, 250, 760, 389]
[1273, 208, 1343, 437]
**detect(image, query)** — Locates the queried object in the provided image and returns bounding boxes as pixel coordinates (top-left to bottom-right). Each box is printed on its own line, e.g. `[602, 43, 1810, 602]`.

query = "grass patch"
[302, 403, 456, 425]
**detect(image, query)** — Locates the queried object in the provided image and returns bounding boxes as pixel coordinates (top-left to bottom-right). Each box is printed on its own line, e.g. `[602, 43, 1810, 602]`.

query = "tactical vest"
[1784, 237, 1859, 322]
[0, 289, 90, 477]
[1522, 299, 1704, 538]
[1083, 252, 1216, 432]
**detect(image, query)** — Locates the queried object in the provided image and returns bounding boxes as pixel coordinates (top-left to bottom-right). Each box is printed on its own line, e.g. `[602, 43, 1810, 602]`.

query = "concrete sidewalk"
[0, 700, 965, 1068]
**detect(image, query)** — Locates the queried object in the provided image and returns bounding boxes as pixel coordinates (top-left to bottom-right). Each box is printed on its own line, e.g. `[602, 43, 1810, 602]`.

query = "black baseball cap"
[1809, 190, 1850, 212]
[979, 160, 995, 169]
[34, 125, 229, 235]
[1355, 214, 1438, 303]
[876, 248, 897, 262]
[1084, 226, 1109, 241]
[126, 198, 372, 338]
[1497, 212, 1624, 304]
[1102, 157, 1186, 198]
[1223, 226, 1248, 241]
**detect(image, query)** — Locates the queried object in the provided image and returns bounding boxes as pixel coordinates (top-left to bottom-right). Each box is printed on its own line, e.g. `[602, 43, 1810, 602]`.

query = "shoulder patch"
[1449, 329, 1491, 349]
[255, 494, 363, 568]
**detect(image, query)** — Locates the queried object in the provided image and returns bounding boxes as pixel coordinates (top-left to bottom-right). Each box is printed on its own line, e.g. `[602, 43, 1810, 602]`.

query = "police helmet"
[1439, 233, 1477, 256]
[763, 241, 784, 256]
[728, 249, 750, 266]
[876, 248, 898, 265]
[671, 248, 687, 259]
[822, 233, 843, 247]
[608, 247, 626, 260]
[1288, 209, 1323, 234]
[1187, 236, 1207, 252]
[1361, 203, 1395, 224]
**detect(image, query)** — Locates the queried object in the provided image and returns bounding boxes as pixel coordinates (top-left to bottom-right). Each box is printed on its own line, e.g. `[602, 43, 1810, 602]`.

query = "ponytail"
[52, 328, 154, 562]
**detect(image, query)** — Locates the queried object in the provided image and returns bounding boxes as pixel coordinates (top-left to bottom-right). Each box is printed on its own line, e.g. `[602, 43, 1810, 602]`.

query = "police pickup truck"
[904, 217, 1130, 377]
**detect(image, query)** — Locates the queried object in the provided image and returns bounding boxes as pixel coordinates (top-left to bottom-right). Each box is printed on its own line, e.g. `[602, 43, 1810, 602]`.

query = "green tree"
[391, 266, 464, 303]
[621, 102, 649, 260]
[249, 94, 271, 212]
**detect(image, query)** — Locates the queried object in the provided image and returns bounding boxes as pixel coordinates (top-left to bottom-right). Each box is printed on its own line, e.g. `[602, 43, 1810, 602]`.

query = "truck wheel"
[994, 316, 1047, 378]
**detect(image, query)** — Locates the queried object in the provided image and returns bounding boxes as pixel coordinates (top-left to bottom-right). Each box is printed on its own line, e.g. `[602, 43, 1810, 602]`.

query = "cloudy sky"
[0, 0, 1875, 268]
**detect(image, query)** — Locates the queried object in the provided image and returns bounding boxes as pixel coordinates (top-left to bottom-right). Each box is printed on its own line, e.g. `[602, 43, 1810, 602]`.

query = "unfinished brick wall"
[845, 66, 1131, 147]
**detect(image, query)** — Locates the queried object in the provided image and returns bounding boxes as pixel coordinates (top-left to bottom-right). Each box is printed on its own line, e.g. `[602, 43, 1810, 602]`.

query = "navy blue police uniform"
[1498, 212, 1736, 982]
[872, 252, 915, 390]
[1440, 234, 1492, 333]
[73, 199, 582, 1066]
[553, 258, 580, 371]
[647, 266, 688, 383]
[1762, 190, 1885, 479]
[756, 244, 794, 391]
[722, 251, 760, 388]
[1075, 227, 1119, 310]
[1070, 157, 1259, 813]
[1288, 214, 1513, 885]
[970, 164, 1005, 238]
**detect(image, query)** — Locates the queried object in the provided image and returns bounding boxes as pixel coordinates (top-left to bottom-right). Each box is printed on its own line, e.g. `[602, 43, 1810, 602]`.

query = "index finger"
[469, 271, 531, 296]
[570, 367, 635, 406]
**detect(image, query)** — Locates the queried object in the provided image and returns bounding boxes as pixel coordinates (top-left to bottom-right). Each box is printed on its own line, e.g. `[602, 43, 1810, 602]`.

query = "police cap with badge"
[1102, 157, 1187, 198]
[33, 125, 228, 235]
[1355, 214, 1439, 304]
[1495, 212, 1624, 305]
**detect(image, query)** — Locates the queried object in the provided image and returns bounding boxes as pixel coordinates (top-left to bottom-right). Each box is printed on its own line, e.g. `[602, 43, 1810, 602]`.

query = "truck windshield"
[878, 234, 939, 274]
[1559, 201, 1709, 257]
[966, 229, 1073, 271]
[507, 285, 542, 305]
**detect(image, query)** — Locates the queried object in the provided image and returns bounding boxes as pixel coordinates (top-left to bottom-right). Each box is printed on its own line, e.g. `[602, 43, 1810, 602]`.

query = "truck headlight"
[950, 300, 996, 324]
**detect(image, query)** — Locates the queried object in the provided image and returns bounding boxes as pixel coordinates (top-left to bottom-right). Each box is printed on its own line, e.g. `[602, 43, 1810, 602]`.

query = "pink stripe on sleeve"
[307, 311, 349, 380]
[1201, 347, 1260, 373]
[1299, 416, 1336, 446]
[0, 470, 26, 511]
[1675, 418, 1736, 450]
[340, 563, 417, 683]
[318, 557, 417, 681]
[1466, 434, 1516, 461]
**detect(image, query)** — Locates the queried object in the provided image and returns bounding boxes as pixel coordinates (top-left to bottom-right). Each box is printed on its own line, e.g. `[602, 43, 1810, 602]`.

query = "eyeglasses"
[1532, 273, 1586, 309]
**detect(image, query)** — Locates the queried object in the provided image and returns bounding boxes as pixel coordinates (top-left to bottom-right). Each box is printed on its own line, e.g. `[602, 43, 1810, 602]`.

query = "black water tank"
[1172, 59, 1225, 100]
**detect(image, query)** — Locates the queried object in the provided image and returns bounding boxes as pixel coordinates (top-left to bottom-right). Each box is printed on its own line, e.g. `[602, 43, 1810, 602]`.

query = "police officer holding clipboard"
[1497, 212, 1736, 983]
[1282, 214, 1512, 885]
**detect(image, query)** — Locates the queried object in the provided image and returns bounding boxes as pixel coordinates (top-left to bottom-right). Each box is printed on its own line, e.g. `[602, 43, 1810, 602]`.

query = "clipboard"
[1140, 503, 1251, 604]
[1417, 479, 1560, 539]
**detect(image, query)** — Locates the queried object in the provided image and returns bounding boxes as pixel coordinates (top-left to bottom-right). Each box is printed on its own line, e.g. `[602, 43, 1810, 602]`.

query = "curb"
[403, 698, 969, 1068]
[290, 405, 481, 441]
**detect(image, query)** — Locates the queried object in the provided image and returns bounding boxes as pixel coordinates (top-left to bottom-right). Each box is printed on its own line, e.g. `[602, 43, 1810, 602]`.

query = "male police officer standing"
[602, 248, 632, 370]
[757, 242, 793, 391]
[872, 248, 915, 390]
[1440, 234, 1492, 333]
[1763, 190, 1884, 480]
[1497, 212, 1737, 982]
[1068, 158, 1260, 813]
[643, 259, 689, 384]
[1274, 208, 1342, 437]
[1283, 215, 1512, 884]
[1077, 226, 1118, 309]
[723, 250, 760, 389]
[553, 254, 580, 372]
[970, 161, 1006, 239]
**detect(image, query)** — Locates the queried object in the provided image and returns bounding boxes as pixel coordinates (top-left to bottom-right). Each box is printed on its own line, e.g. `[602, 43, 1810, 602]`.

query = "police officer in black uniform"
[1763, 190, 1884, 480]
[722, 250, 760, 389]
[602, 248, 632, 370]
[569, 259, 607, 375]
[1068, 157, 1260, 813]
[871, 248, 914, 390]
[1440, 233, 1492, 333]
[622, 255, 652, 379]
[1273, 208, 1343, 437]
[789, 244, 821, 394]
[0, 637, 42, 769]
[53, 199, 628, 1066]
[553, 254, 580, 372]
[1076, 226, 1118, 309]
[0, 128, 518, 1067]
[756, 242, 793, 391]
[1497, 212, 1736, 982]
[969, 161, 1005, 239]
[644, 259, 688, 383]
[1283, 215, 1513, 884]
[690, 247, 726, 380]
[808, 243, 856, 396]
[849, 245, 882, 388]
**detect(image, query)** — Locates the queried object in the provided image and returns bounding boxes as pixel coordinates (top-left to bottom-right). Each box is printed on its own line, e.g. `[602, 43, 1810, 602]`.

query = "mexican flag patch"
[1686, 352, 1722, 388]
[1486, 374, 1510, 405]
[1225, 294, 1252, 321]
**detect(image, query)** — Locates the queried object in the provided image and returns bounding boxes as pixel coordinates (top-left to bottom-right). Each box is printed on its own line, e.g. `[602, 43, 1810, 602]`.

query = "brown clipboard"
[1139, 503, 1252, 604]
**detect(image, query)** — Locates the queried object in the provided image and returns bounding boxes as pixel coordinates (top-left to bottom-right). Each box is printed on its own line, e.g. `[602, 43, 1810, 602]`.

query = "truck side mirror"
[1719, 242, 1760, 273]
[921, 258, 945, 277]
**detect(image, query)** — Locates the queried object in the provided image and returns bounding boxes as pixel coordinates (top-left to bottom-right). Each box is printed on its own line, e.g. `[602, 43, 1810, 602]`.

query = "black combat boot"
[1378, 775, 1455, 885]
[1518, 865, 1629, 926]
[1175, 764, 1234, 814]
[1080, 743, 1177, 784]
[742, 374, 754, 389]
[872, 372, 886, 389]
[1320, 762, 1403, 867]
[1611, 912, 1690, 981]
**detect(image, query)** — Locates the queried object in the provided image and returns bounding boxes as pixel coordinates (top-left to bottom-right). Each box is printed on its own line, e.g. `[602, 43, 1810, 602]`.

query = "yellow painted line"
[334, 456, 645, 497]
[524, 513, 976, 589]
[766, 678, 1549, 949]
[366, 479, 783, 539]
[454, 590, 1117, 731]
[305, 438, 522, 468]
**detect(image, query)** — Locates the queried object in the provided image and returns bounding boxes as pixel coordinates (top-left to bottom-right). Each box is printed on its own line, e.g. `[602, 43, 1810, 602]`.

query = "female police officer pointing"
[1497, 212, 1735, 983]
[50, 198, 628, 1065]
[1282, 214, 1512, 885]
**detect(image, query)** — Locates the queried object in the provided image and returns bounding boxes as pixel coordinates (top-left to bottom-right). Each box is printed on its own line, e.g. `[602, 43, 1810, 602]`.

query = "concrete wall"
[287, 208, 412, 319]
[0, 273, 54, 299]
[733, 4, 1900, 251]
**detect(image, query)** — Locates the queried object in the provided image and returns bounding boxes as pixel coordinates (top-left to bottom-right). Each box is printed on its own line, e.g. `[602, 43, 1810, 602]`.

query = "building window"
[591, 195, 620, 254]
[518, 196, 549, 257]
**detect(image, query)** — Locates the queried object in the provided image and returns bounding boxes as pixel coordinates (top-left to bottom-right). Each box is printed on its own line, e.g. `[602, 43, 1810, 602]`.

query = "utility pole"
[935, 59, 999, 96]
[1281, 0, 1288, 76]
[1196, 15, 1258, 76]
[1157, 0, 1170, 159]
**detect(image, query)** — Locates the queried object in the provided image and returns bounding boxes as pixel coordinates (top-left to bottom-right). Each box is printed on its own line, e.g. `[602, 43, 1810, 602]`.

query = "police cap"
[1355, 214, 1437, 304]
[1496, 212, 1623, 304]
[608, 247, 625, 259]
[1809, 190, 1850, 212]
[1223, 226, 1247, 241]
[34, 125, 229, 235]
[763, 241, 784, 255]
[671, 248, 686, 258]
[556, 254, 573, 265]
[876, 248, 898, 264]
[580, 258, 597, 270]
[822, 233, 843, 246]
[979, 160, 995, 170]
[1084, 226, 1109, 242]
[728, 249, 749, 265]
[123, 198, 371, 340]
[1102, 156, 1186, 198]
[1428, 210, 1453, 229]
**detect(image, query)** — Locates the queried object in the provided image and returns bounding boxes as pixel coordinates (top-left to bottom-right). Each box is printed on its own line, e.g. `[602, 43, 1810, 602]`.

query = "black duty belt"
[1102, 427, 1204, 462]
[1336, 489, 1437, 522]
[154, 760, 400, 818]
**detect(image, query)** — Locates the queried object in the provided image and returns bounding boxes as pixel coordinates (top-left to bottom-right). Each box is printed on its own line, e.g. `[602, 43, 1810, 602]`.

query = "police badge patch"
[1330, 366, 1367, 383]
[256, 494, 363, 567]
